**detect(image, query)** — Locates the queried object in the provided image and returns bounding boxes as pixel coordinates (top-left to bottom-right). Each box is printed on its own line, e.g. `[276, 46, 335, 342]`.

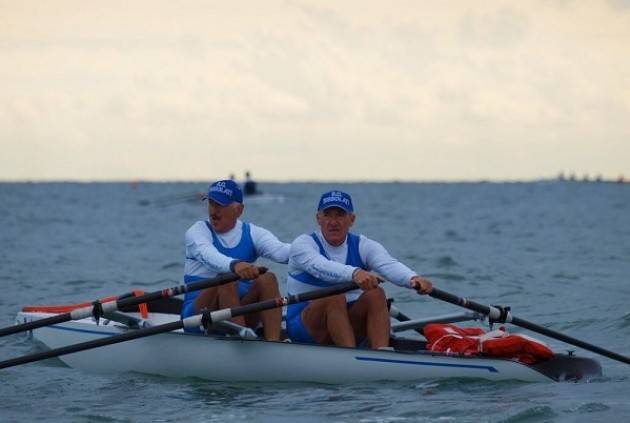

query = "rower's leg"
[194, 283, 246, 326]
[241, 272, 282, 341]
[302, 295, 356, 347]
[348, 287, 390, 349]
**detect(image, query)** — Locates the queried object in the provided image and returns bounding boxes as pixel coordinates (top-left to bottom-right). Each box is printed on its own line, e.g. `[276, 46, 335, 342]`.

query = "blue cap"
[317, 190, 354, 213]
[207, 180, 243, 205]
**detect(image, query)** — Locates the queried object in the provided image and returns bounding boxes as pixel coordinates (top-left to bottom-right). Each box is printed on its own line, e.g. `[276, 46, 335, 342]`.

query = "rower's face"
[317, 207, 355, 246]
[208, 201, 243, 233]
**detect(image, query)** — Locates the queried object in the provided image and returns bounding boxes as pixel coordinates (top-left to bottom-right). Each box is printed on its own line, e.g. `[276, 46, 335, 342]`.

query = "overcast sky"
[1, 0, 629, 182]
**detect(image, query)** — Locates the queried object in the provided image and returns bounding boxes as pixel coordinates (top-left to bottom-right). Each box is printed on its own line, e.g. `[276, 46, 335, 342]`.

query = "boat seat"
[389, 335, 428, 352]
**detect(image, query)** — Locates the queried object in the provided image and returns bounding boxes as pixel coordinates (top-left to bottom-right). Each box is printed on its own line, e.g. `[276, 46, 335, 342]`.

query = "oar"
[0, 281, 360, 370]
[428, 287, 630, 366]
[0, 269, 266, 338]
[388, 301, 424, 335]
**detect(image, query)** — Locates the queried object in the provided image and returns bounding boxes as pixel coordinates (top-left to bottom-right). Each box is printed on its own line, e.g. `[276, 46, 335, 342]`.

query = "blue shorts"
[181, 280, 253, 333]
[286, 299, 356, 344]
[286, 302, 316, 343]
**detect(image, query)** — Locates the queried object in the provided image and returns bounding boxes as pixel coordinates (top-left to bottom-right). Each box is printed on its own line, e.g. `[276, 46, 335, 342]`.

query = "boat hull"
[14, 311, 580, 383]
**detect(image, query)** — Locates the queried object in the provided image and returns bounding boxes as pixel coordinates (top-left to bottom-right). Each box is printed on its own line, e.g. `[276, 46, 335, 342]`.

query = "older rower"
[182, 179, 290, 340]
[286, 190, 432, 349]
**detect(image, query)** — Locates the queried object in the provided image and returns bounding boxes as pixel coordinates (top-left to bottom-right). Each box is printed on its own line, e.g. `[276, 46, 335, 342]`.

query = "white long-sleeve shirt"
[184, 219, 290, 280]
[287, 231, 417, 302]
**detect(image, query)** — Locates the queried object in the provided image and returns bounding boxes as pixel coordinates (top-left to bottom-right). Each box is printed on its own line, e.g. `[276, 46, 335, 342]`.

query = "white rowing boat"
[14, 303, 602, 383]
[4, 274, 622, 383]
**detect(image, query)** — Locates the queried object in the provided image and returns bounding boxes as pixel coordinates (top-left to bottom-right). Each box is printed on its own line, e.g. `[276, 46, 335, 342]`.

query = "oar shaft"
[116, 270, 256, 310]
[511, 316, 630, 365]
[429, 287, 630, 366]
[430, 288, 493, 316]
[0, 313, 71, 338]
[389, 304, 424, 335]
[0, 321, 184, 370]
[201, 282, 360, 327]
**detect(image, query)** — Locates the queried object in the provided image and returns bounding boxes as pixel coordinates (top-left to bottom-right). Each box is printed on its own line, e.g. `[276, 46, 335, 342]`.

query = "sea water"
[1, 181, 629, 422]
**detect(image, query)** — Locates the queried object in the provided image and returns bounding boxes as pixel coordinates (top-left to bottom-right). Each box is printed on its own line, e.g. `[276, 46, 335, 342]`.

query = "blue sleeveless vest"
[289, 232, 366, 287]
[286, 232, 366, 323]
[182, 221, 257, 313]
[206, 221, 257, 264]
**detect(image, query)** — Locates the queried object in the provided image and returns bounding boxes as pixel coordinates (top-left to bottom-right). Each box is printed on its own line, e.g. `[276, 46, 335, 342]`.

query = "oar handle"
[427, 287, 630, 366]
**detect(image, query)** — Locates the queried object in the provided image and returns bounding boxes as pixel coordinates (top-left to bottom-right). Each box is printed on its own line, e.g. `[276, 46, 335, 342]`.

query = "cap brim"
[319, 204, 353, 213]
[207, 193, 232, 206]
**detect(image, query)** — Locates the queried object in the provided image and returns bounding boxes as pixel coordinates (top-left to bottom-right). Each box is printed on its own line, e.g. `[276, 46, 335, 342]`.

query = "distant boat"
[138, 192, 204, 208]
[243, 192, 286, 205]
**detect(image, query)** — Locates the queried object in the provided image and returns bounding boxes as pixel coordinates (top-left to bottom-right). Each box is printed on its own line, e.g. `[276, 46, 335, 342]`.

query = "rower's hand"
[410, 276, 433, 294]
[352, 269, 380, 290]
[234, 262, 260, 280]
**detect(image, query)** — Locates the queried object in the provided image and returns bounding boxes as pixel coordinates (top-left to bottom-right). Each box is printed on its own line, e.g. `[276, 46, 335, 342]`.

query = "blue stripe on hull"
[44, 325, 498, 374]
[354, 356, 499, 373]
[49, 325, 117, 337]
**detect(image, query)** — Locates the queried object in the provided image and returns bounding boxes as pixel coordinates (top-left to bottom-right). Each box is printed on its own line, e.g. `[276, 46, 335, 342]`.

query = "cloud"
[608, 0, 630, 11]
[459, 8, 530, 49]
[1, 1, 629, 181]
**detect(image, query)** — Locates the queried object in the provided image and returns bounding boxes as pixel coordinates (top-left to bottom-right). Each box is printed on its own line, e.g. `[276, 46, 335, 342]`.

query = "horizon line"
[1, 176, 627, 184]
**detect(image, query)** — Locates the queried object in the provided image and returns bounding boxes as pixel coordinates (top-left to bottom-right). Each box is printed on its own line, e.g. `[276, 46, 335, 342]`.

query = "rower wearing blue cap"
[182, 179, 290, 340]
[286, 190, 433, 349]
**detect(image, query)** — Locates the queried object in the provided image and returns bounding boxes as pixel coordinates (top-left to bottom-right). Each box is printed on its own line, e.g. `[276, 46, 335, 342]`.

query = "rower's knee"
[256, 272, 278, 284]
[254, 272, 280, 296]
[361, 287, 386, 307]
[217, 281, 239, 295]
[325, 294, 348, 311]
